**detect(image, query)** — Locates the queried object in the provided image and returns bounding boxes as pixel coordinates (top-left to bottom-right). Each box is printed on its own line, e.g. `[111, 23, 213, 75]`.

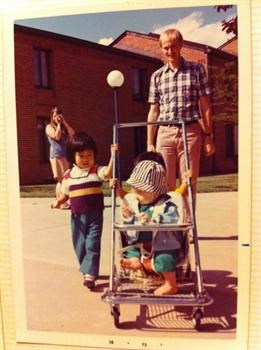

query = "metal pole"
[113, 88, 121, 181]
[109, 88, 120, 291]
[109, 124, 117, 291]
[113, 88, 119, 125]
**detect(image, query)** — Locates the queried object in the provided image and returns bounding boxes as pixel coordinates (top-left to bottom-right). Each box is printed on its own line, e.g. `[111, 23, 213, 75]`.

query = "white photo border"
[0, 0, 255, 349]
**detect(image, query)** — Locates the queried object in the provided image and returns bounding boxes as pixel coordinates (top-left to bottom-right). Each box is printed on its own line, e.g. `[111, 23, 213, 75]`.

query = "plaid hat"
[127, 160, 168, 195]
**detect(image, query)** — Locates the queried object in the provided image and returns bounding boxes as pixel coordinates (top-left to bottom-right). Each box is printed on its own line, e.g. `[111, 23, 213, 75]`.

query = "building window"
[37, 117, 49, 163]
[132, 68, 147, 101]
[134, 127, 146, 156]
[33, 48, 51, 88]
[225, 123, 238, 157]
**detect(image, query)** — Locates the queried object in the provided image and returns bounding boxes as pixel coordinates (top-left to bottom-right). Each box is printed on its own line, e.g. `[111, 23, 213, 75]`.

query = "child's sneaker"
[83, 274, 95, 289]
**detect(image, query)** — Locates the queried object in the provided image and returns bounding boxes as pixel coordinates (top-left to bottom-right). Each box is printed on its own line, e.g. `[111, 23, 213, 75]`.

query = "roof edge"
[110, 29, 237, 60]
[218, 35, 238, 49]
[14, 24, 161, 63]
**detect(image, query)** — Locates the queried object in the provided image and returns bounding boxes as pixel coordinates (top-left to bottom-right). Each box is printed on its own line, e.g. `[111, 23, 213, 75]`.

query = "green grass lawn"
[20, 173, 238, 198]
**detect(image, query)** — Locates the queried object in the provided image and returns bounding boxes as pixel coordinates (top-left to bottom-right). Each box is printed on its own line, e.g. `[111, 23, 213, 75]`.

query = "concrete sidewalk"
[20, 192, 237, 339]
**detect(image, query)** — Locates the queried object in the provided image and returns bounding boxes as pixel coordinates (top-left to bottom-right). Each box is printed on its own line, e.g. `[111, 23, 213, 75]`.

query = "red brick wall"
[113, 34, 208, 68]
[112, 34, 160, 59]
[181, 46, 207, 68]
[219, 37, 238, 56]
[15, 27, 159, 184]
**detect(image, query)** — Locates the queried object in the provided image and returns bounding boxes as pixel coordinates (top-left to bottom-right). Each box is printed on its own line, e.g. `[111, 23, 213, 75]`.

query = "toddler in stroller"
[117, 159, 186, 296]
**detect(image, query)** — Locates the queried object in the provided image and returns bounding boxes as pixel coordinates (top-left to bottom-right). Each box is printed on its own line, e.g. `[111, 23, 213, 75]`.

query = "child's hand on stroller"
[109, 178, 117, 189]
[138, 212, 151, 224]
[111, 143, 119, 156]
[120, 201, 133, 219]
[110, 178, 127, 199]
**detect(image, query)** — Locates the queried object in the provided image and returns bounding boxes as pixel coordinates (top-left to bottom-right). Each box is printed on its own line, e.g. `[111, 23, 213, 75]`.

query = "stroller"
[101, 120, 213, 330]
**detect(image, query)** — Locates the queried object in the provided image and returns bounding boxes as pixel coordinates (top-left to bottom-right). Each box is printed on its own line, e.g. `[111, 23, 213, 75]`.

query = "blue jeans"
[71, 211, 103, 278]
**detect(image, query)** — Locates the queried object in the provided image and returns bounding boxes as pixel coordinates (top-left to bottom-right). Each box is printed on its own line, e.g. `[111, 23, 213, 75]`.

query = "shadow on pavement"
[104, 270, 237, 333]
[92, 275, 110, 292]
[199, 269, 237, 331]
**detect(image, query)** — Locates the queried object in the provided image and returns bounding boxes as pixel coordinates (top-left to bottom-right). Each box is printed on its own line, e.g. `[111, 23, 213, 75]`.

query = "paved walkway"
[20, 192, 237, 341]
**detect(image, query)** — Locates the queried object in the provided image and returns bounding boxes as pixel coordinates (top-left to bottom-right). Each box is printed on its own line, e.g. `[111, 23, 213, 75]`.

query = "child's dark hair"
[134, 151, 166, 169]
[66, 132, 97, 163]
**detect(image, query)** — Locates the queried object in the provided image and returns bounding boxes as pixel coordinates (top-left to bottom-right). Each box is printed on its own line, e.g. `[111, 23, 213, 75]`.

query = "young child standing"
[119, 160, 182, 296]
[51, 131, 117, 290]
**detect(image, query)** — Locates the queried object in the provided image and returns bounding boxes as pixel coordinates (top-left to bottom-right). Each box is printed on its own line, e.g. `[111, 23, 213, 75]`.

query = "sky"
[15, 5, 237, 48]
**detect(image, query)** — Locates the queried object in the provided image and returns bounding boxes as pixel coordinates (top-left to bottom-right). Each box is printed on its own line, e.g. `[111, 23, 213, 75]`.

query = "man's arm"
[147, 103, 160, 152]
[199, 95, 215, 156]
[199, 95, 212, 134]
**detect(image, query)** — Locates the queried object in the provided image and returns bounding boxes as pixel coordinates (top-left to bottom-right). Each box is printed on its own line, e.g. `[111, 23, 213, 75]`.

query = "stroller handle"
[114, 120, 185, 129]
[114, 223, 193, 231]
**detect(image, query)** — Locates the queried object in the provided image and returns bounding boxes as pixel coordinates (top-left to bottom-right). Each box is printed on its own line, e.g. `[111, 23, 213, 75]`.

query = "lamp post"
[107, 70, 124, 292]
[107, 70, 124, 126]
[107, 69, 124, 179]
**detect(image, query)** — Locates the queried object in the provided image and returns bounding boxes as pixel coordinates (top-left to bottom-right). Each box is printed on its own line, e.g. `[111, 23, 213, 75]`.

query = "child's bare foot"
[153, 283, 177, 296]
[153, 271, 177, 295]
[120, 257, 142, 270]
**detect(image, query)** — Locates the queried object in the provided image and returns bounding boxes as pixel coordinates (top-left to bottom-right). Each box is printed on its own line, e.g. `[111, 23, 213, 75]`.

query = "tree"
[210, 61, 238, 124]
[214, 5, 238, 36]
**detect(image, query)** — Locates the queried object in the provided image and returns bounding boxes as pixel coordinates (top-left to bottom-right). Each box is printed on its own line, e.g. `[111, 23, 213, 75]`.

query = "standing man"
[147, 28, 215, 219]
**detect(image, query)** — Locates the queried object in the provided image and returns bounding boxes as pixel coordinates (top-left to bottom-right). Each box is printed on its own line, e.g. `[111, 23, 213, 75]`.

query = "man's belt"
[162, 120, 198, 128]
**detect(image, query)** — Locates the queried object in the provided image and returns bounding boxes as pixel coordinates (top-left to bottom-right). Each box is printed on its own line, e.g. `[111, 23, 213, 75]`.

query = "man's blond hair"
[159, 28, 183, 47]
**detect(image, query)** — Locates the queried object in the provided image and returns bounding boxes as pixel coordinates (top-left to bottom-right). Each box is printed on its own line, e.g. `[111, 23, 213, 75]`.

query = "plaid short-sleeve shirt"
[148, 58, 210, 122]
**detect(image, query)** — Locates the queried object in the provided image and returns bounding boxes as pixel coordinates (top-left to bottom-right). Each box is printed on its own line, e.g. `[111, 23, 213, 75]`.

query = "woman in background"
[46, 106, 75, 209]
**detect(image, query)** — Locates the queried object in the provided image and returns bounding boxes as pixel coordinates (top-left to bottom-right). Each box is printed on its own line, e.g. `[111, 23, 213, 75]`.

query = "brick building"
[218, 35, 238, 55]
[14, 25, 238, 185]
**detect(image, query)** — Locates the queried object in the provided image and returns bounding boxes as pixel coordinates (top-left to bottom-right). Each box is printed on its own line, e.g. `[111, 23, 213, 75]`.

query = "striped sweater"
[61, 164, 107, 214]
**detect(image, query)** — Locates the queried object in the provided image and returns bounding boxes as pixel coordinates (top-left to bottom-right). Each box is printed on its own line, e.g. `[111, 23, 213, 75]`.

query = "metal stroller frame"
[101, 120, 213, 330]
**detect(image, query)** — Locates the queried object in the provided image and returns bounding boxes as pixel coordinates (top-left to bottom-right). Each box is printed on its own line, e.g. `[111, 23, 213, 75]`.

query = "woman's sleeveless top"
[47, 127, 68, 158]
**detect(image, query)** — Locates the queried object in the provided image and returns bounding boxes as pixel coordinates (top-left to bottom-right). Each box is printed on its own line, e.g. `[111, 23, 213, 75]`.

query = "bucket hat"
[127, 160, 168, 195]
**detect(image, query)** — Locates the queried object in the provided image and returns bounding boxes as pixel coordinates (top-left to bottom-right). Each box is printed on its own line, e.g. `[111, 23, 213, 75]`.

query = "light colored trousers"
[156, 122, 203, 221]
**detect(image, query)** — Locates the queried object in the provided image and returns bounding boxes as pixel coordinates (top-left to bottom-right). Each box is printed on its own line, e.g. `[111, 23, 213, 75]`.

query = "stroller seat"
[118, 188, 192, 283]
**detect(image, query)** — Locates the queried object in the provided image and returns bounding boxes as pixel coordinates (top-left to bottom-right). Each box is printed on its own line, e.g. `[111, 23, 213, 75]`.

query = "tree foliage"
[210, 61, 238, 124]
[214, 5, 238, 36]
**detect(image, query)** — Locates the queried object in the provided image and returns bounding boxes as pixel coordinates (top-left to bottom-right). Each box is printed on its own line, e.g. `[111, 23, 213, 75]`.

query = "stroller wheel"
[111, 305, 121, 328]
[192, 309, 203, 331]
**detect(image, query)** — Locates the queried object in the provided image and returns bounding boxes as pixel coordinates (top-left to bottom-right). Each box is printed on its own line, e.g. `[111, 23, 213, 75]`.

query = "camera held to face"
[56, 114, 63, 122]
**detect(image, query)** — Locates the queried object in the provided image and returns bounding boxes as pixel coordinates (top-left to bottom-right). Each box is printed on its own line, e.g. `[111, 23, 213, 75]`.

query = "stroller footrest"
[101, 289, 213, 307]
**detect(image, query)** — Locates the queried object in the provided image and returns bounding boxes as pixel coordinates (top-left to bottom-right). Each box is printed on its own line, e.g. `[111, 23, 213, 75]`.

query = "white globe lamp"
[107, 70, 124, 88]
